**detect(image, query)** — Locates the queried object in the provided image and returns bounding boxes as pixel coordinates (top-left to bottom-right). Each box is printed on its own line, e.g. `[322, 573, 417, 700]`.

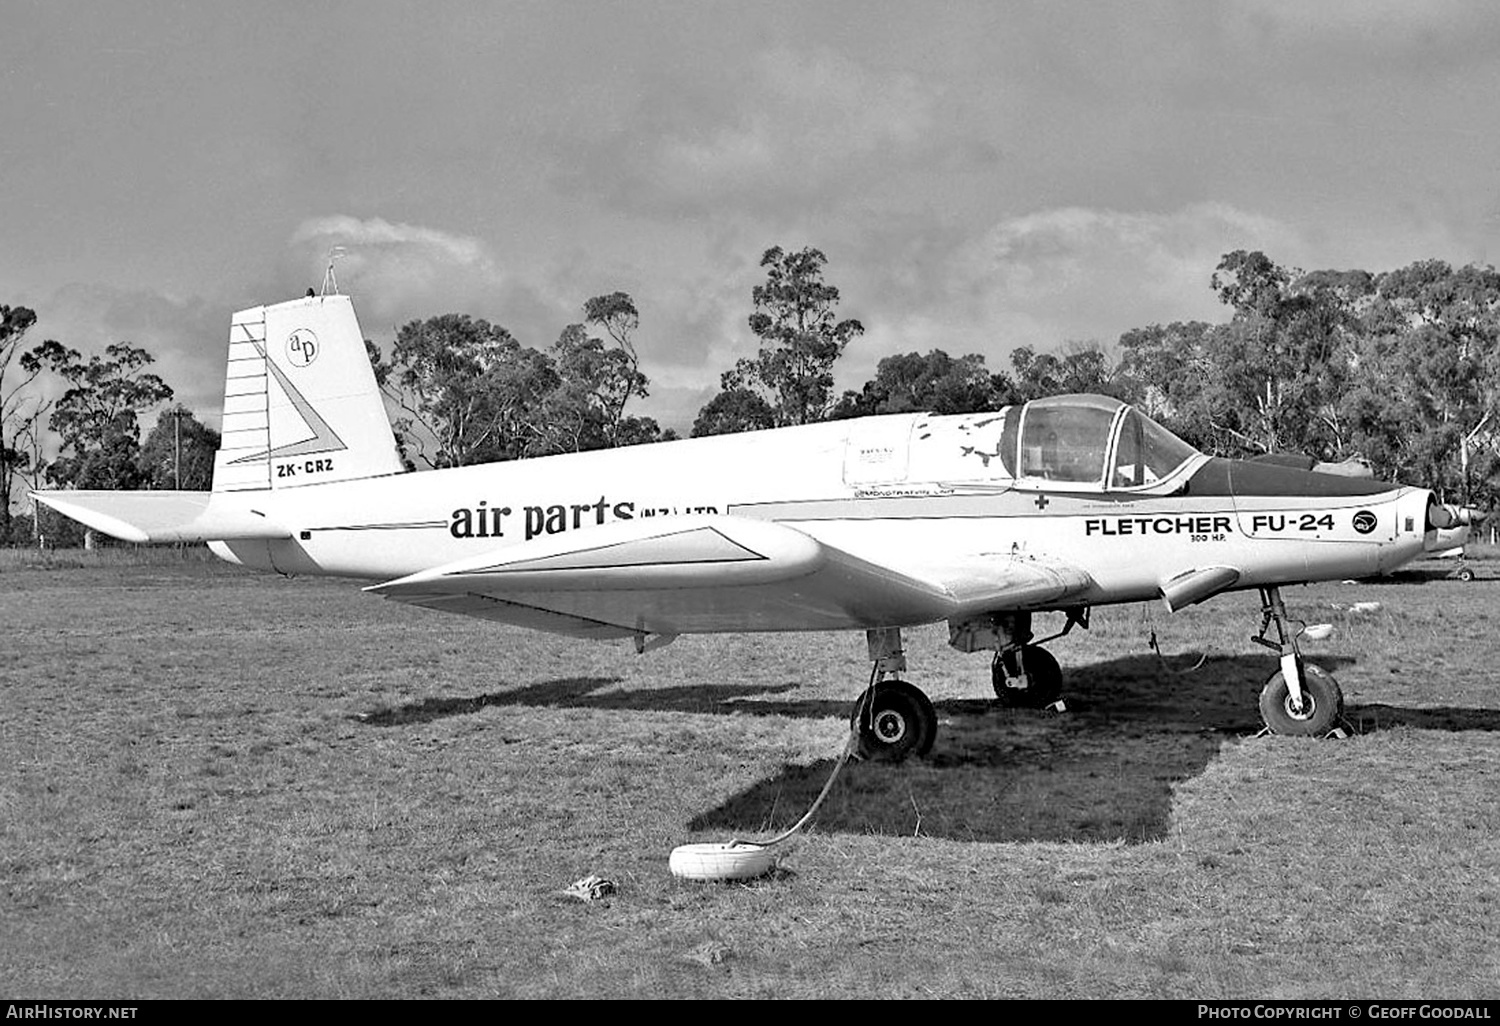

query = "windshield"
[1110, 408, 1198, 487]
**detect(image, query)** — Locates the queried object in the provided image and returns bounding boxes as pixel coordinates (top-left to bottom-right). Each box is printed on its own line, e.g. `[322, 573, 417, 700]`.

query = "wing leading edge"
[367, 514, 1095, 637]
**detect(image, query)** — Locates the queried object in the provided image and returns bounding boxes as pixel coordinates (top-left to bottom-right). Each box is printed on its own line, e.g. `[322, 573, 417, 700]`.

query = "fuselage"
[211, 404, 1436, 628]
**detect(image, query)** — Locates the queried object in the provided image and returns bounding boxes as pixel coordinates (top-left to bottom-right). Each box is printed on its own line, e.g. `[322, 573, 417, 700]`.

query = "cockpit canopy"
[845, 394, 1201, 493]
[1016, 394, 1199, 489]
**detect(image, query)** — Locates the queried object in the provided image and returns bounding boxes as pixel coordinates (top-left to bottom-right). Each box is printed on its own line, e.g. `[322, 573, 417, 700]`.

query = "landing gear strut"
[851, 627, 937, 762]
[850, 610, 1087, 760]
[992, 644, 1063, 709]
[1251, 585, 1343, 736]
[950, 608, 1085, 709]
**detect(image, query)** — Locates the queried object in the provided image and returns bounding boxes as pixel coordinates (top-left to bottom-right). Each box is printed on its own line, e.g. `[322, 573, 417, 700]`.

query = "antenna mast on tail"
[321, 247, 346, 297]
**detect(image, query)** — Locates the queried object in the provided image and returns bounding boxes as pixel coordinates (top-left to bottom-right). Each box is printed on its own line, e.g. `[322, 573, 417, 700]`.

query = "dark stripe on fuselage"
[1185, 457, 1395, 498]
[305, 520, 450, 531]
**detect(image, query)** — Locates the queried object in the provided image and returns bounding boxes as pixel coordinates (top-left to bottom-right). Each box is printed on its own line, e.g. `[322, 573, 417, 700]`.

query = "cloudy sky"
[5, 1, 1500, 432]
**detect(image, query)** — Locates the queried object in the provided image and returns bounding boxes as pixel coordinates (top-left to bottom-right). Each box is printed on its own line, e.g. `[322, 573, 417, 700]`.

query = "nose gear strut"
[1250, 585, 1344, 736]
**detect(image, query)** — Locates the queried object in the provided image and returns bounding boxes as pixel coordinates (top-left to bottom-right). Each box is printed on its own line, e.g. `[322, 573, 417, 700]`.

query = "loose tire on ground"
[1258, 662, 1343, 736]
[851, 679, 937, 762]
[992, 645, 1063, 708]
[669, 842, 777, 882]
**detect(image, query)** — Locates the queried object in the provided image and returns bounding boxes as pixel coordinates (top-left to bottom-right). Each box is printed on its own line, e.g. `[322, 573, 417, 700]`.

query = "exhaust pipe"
[1160, 565, 1241, 613]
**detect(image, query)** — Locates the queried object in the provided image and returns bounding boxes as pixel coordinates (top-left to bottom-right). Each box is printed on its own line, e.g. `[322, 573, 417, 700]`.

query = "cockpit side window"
[1112, 410, 1148, 487]
[998, 406, 1020, 477]
[1018, 404, 1113, 484]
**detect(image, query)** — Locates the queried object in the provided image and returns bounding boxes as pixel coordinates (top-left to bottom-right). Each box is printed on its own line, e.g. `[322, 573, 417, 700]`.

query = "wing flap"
[933, 555, 1098, 616]
[390, 592, 637, 640]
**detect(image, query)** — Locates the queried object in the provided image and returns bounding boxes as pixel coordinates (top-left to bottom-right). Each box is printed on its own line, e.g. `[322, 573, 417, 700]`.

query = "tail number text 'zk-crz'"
[276, 459, 335, 479]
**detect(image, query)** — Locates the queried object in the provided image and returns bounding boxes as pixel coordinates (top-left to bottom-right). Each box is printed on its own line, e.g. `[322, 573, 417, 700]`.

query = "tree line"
[703, 247, 1500, 515]
[4, 244, 1498, 546]
[0, 311, 218, 544]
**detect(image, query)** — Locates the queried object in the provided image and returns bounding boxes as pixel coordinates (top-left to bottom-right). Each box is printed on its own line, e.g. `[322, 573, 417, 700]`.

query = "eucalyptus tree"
[137, 406, 221, 491]
[1, 304, 47, 540]
[538, 292, 652, 453]
[381, 314, 558, 468]
[724, 246, 864, 427]
[831, 349, 1016, 418]
[38, 341, 174, 490]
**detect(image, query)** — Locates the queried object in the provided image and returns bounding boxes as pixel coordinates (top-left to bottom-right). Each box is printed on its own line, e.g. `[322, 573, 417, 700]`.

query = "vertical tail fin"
[213, 294, 404, 492]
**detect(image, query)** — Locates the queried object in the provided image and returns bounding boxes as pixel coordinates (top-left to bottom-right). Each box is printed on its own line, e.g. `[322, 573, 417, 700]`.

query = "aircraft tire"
[851, 680, 937, 762]
[1258, 663, 1343, 737]
[1457, 567, 1476, 583]
[992, 645, 1063, 708]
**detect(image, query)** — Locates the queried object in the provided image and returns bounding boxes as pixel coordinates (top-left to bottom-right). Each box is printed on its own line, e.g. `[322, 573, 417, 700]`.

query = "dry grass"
[0, 543, 222, 571]
[1, 554, 1497, 998]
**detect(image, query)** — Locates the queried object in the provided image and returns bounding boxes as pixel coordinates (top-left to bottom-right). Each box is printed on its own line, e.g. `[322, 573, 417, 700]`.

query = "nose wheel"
[1259, 662, 1342, 736]
[1252, 586, 1344, 736]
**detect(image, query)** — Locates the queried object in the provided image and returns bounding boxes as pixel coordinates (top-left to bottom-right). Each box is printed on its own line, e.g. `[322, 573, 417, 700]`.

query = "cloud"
[288, 216, 503, 317]
[655, 47, 936, 188]
[960, 203, 1292, 310]
[556, 45, 967, 217]
[837, 202, 1307, 387]
[1219, 1, 1500, 76]
[581, 202, 1315, 430]
[291, 215, 496, 266]
[285, 215, 570, 346]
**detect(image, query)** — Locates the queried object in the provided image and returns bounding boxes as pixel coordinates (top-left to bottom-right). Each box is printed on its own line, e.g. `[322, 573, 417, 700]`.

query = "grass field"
[2, 550, 1498, 999]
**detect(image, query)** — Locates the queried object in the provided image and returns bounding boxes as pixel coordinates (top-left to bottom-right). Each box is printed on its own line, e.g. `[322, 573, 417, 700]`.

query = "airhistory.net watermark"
[5, 1007, 137, 1020]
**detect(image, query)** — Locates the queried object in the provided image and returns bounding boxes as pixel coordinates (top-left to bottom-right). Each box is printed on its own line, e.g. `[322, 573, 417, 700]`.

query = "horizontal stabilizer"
[33, 490, 291, 543]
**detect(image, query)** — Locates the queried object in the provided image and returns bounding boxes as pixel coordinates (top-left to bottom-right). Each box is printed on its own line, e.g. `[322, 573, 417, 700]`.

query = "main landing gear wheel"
[1258, 663, 1343, 737]
[851, 679, 937, 762]
[992, 645, 1063, 709]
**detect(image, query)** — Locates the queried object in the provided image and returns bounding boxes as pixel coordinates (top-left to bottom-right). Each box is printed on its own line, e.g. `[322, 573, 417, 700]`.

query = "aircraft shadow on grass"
[1357, 568, 1443, 585]
[357, 652, 1500, 845]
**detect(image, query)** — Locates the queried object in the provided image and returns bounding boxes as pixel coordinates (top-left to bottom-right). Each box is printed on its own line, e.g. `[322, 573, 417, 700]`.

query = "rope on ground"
[1148, 629, 1210, 674]
[1140, 602, 1211, 675]
[732, 726, 861, 849]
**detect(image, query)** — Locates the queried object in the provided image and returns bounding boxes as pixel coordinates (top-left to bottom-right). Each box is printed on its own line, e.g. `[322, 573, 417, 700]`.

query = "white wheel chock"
[669, 842, 776, 882]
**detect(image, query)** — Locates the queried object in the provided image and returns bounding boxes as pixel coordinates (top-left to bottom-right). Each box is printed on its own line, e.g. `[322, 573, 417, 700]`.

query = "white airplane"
[36, 293, 1474, 758]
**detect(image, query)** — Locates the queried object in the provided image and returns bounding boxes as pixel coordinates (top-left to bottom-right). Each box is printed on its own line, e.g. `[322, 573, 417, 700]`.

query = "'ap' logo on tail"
[286, 329, 319, 368]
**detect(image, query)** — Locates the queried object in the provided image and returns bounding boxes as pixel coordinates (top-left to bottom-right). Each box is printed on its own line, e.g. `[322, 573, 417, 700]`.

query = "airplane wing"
[366, 514, 1095, 637]
[31, 490, 292, 543]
